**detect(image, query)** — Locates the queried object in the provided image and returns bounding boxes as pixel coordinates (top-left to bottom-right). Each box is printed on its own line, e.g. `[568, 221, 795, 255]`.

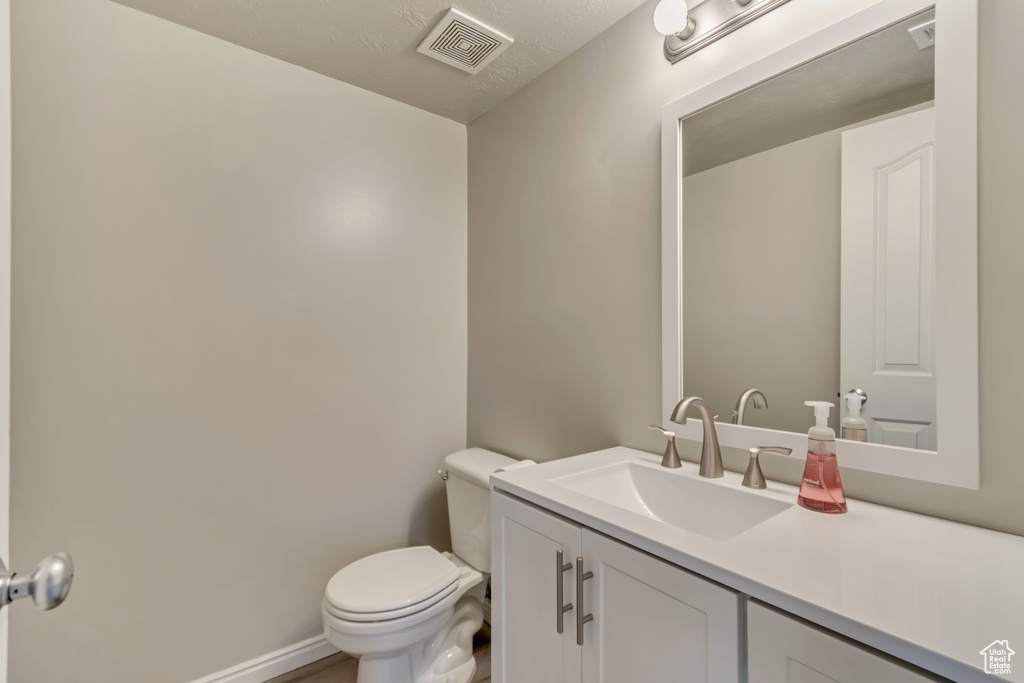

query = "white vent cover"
[908, 19, 936, 50]
[417, 8, 513, 75]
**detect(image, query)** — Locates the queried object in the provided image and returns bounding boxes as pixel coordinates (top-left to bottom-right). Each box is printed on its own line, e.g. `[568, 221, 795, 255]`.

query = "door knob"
[0, 552, 75, 611]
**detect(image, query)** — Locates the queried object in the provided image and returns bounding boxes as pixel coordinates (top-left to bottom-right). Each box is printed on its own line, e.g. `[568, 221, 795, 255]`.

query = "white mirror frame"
[661, 0, 979, 489]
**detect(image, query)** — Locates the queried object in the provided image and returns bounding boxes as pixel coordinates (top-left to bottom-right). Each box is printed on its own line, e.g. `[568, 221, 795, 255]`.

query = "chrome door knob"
[1, 552, 75, 611]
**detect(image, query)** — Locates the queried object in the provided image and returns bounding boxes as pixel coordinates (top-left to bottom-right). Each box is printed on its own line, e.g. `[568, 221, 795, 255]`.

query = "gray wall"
[684, 130, 841, 434]
[467, 0, 1024, 536]
[11, 1, 467, 681]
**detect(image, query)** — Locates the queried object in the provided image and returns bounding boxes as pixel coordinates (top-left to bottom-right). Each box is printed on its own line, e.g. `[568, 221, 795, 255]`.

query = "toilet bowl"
[322, 449, 517, 683]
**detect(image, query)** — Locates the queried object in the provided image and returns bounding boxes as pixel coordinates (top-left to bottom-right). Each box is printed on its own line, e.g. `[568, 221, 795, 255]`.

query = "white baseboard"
[187, 635, 342, 683]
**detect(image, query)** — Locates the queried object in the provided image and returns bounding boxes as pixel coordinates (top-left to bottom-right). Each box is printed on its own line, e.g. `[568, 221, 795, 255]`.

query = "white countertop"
[491, 447, 1024, 682]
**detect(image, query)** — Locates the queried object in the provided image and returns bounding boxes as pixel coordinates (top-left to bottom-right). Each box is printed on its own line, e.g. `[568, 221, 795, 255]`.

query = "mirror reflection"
[682, 9, 938, 450]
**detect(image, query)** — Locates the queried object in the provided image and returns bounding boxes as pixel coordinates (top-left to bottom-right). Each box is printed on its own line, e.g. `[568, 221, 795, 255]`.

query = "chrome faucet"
[669, 396, 723, 478]
[732, 388, 767, 425]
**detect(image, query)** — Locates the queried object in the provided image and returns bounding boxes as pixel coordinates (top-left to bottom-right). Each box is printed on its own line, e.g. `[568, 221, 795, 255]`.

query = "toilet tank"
[445, 448, 517, 573]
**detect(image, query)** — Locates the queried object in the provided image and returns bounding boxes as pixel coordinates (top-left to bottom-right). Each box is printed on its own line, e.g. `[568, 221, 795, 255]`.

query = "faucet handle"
[647, 425, 682, 469]
[742, 446, 793, 489]
[756, 446, 793, 457]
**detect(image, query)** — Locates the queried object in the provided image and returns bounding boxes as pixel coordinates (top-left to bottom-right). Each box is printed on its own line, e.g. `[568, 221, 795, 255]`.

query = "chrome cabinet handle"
[555, 550, 573, 634]
[0, 553, 74, 611]
[575, 557, 593, 646]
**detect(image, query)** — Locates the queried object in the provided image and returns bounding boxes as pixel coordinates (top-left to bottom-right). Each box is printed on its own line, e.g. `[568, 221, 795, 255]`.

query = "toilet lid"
[325, 546, 460, 615]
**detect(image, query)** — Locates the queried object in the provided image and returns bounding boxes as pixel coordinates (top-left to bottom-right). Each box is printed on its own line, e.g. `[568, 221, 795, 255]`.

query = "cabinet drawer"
[747, 601, 944, 683]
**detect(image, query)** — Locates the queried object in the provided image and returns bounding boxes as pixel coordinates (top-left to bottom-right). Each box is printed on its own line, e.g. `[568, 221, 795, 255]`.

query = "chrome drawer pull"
[556, 550, 573, 634]
[575, 556, 593, 646]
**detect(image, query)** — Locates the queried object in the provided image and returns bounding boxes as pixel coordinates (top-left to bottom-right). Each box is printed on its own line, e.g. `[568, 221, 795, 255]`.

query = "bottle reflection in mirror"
[841, 393, 868, 442]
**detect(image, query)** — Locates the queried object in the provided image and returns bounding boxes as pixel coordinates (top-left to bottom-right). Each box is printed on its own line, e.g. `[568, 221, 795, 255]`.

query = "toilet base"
[353, 596, 481, 683]
[412, 597, 482, 683]
[327, 595, 484, 683]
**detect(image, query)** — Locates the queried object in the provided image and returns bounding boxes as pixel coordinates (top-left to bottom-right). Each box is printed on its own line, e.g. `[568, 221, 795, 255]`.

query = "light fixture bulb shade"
[653, 0, 691, 36]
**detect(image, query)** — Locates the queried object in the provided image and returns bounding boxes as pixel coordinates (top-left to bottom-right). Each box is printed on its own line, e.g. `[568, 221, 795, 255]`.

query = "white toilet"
[322, 448, 517, 683]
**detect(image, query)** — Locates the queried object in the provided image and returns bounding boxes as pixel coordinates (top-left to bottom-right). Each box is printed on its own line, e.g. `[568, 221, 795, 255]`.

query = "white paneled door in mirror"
[841, 108, 937, 451]
[661, 0, 978, 488]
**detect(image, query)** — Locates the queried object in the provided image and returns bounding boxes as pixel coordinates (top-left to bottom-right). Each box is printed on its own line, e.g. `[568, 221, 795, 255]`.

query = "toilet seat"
[324, 580, 460, 622]
[324, 547, 462, 623]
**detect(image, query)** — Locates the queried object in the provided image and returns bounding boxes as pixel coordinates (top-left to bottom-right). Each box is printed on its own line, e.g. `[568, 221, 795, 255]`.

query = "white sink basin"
[551, 461, 791, 541]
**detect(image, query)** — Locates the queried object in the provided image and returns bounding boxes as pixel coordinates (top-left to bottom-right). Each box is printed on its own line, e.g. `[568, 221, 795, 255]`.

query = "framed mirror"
[661, 0, 979, 488]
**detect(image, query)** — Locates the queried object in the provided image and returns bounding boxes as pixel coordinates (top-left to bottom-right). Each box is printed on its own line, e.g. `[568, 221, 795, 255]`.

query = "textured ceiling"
[683, 9, 936, 176]
[112, 0, 649, 123]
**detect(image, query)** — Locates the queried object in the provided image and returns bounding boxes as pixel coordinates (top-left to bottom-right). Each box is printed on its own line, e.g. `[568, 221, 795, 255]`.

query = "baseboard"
[187, 635, 341, 683]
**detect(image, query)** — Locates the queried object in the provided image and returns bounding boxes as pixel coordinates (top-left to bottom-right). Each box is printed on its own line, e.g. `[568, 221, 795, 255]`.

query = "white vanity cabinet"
[491, 492, 742, 683]
[491, 490, 583, 683]
[490, 448, 1018, 681]
[747, 602, 942, 683]
[580, 529, 742, 682]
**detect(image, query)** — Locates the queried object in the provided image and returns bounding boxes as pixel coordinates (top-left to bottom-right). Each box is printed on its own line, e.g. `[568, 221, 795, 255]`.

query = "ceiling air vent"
[417, 8, 513, 75]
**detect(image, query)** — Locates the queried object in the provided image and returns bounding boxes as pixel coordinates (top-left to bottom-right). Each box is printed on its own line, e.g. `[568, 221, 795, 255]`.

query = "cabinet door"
[748, 601, 942, 682]
[491, 492, 583, 683]
[580, 530, 742, 683]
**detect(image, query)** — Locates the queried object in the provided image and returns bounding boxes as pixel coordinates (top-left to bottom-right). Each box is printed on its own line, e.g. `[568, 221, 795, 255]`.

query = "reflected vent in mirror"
[908, 19, 936, 49]
[417, 8, 513, 75]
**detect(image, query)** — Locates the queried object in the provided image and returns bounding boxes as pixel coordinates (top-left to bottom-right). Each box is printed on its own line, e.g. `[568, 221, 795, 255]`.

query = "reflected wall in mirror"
[682, 10, 937, 449]
[661, 0, 979, 488]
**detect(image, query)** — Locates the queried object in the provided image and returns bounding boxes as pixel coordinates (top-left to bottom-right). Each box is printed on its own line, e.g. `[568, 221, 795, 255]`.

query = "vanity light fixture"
[654, 0, 792, 63]
[653, 0, 696, 41]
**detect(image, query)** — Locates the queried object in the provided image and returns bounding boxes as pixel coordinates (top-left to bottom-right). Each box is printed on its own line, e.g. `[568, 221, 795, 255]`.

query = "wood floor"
[267, 638, 491, 683]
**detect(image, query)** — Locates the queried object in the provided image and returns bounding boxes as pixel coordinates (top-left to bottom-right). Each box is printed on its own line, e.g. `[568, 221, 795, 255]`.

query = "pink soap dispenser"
[798, 401, 847, 514]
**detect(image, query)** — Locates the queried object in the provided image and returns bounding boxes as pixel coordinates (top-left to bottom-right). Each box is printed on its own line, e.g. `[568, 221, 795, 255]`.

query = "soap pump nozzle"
[804, 401, 834, 429]
[844, 393, 864, 418]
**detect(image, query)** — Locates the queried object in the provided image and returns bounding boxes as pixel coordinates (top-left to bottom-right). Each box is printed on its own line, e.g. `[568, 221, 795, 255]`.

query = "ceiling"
[683, 10, 936, 176]
[112, 0, 649, 124]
